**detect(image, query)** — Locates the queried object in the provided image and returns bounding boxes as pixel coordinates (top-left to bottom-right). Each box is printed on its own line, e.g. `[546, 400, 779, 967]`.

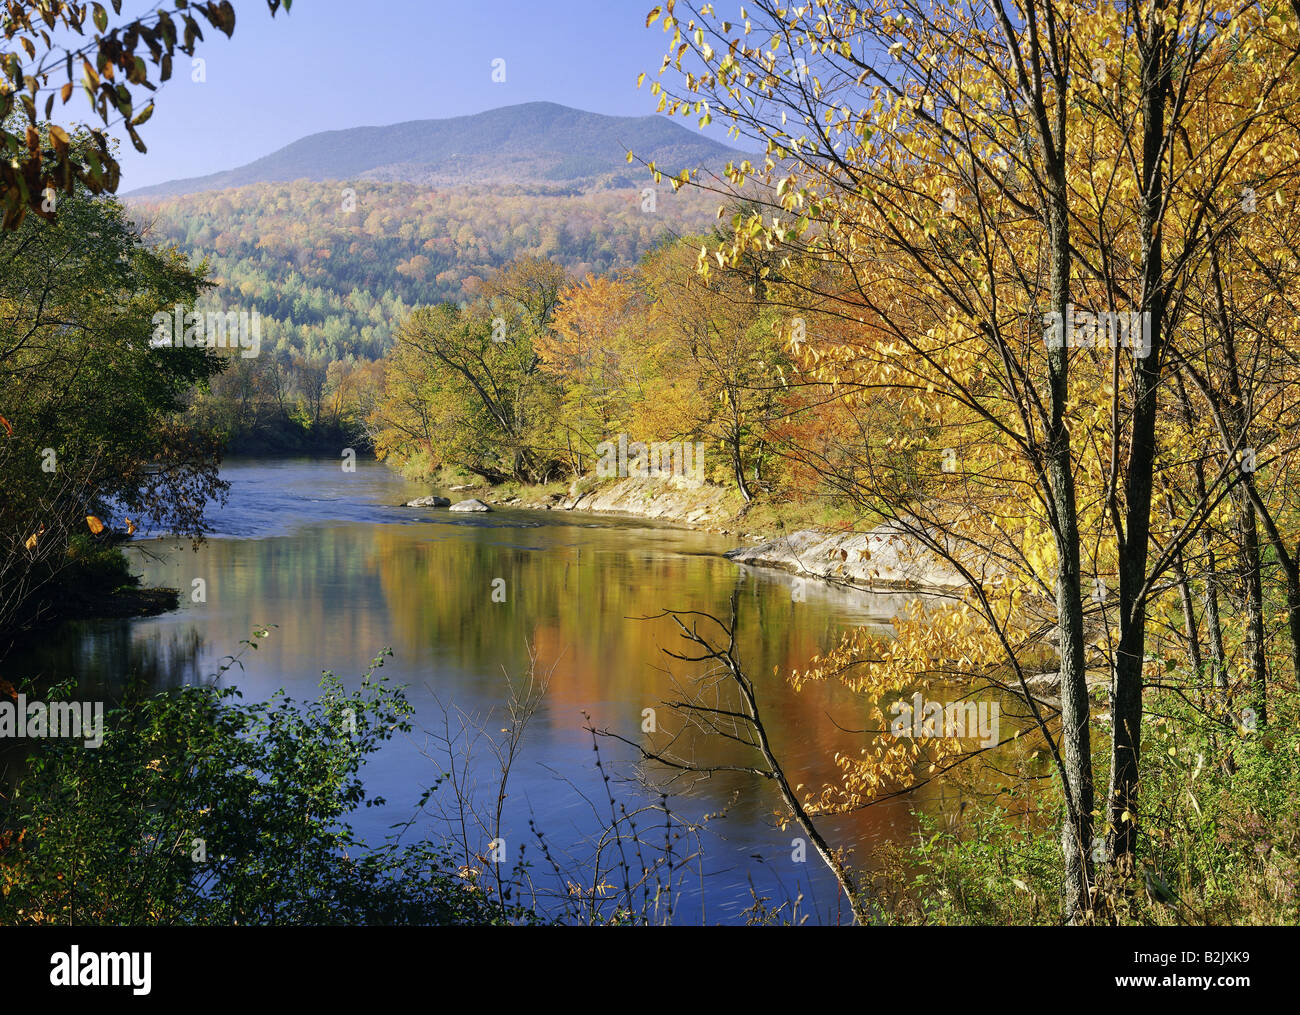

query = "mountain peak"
[124, 103, 744, 199]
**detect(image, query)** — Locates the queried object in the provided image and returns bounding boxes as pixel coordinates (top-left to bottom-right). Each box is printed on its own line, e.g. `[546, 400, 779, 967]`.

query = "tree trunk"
[1236, 476, 1300, 696]
[1202, 522, 1229, 692]
[1174, 556, 1203, 675]
[1174, 374, 1228, 691]
[732, 427, 752, 502]
[1236, 495, 1269, 725]
[1044, 182, 1094, 924]
[1280, 555, 1300, 694]
[1106, 1, 1171, 877]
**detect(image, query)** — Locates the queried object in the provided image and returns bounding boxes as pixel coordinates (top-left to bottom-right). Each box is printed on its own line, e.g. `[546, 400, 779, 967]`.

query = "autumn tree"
[640, 237, 787, 500]
[540, 272, 644, 474]
[645, 0, 1300, 920]
[370, 259, 570, 483]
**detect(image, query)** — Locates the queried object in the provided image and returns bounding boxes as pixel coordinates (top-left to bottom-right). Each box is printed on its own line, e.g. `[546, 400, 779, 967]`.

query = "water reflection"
[4, 458, 964, 923]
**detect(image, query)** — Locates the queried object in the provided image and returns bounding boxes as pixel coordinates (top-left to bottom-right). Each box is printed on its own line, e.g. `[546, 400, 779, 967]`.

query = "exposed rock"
[449, 498, 492, 512]
[559, 474, 734, 521]
[724, 523, 971, 594]
[449, 484, 478, 492]
[405, 495, 450, 508]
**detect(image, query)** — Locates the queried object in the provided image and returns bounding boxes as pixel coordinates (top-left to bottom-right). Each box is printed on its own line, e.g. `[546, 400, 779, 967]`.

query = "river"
[9, 457, 967, 924]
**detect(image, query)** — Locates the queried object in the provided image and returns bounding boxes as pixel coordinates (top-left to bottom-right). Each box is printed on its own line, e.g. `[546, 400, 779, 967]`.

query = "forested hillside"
[128, 179, 725, 361]
[112, 103, 747, 453]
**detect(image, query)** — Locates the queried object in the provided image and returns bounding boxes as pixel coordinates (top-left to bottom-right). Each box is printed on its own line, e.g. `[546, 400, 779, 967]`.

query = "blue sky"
[109, 0, 735, 189]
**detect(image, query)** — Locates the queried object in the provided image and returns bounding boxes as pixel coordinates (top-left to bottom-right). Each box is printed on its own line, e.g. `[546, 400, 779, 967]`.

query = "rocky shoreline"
[723, 526, 967, 596]
[403, 476, 966, 597]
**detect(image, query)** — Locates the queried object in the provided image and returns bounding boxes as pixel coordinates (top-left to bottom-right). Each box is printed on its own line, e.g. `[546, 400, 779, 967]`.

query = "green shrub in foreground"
[0, 654, 538, 926]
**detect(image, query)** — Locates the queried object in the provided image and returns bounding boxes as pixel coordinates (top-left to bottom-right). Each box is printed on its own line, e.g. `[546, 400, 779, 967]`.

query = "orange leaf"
[125, 518, 137, 535]
[0, 414, 11, 436]
[85, 515, 104, 534]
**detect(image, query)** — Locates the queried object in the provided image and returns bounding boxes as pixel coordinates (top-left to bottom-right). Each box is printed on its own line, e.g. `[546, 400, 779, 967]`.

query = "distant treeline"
[128, 179, 723, 361]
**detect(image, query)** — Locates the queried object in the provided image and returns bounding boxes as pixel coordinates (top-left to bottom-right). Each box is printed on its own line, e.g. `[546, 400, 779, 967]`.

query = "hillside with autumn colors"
[127, 177, 725, 361]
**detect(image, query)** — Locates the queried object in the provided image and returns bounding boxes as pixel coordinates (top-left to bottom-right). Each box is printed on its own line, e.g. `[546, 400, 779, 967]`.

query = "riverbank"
[412, 474, 967, 596]
[2, 576, 180, 661]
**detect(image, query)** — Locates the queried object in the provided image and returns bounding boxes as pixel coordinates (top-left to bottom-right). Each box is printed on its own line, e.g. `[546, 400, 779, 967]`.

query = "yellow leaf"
[85, 515, 104, 534]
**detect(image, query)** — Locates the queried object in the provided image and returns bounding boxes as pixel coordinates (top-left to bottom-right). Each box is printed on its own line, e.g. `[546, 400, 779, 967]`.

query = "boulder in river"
[405, 495, 451, 507]
[449, 498, 492, 512]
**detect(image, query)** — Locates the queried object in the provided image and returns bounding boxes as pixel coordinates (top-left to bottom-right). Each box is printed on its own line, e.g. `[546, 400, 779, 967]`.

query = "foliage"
[0, 649, 537, 925]
[894, 687, 1300, 925]
[904, 805, 1064, 925]
[640, 0, 1300, 921]
[0, 156, 227, 638]
[372, 241, 799, 496]
[0, 0, 291, 228]
[130, 179, 724, 360]
[369, 259, 566, 483]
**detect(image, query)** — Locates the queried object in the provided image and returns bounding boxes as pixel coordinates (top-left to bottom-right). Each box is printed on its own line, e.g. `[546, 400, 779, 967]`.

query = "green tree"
[0, 141, 225, 639]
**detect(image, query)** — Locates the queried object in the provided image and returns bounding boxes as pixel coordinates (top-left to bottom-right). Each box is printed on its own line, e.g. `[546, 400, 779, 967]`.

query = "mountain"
[125, 102, 747, 199]
[123, 102, 749, 364]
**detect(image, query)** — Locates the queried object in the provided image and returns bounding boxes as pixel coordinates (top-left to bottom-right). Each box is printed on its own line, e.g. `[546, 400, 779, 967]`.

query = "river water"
[9, 457, 967, 924]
